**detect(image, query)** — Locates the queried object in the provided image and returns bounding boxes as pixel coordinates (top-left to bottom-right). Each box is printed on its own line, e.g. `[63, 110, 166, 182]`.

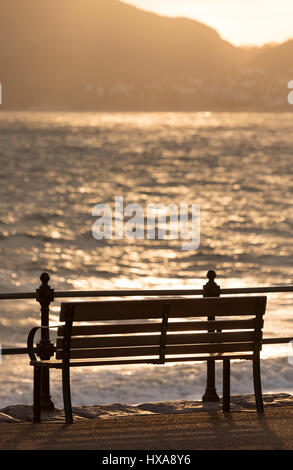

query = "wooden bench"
[27, 296, 267, 423]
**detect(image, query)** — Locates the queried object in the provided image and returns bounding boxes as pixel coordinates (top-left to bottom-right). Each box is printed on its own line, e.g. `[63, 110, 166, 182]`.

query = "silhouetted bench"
[27, 296, 267, 423]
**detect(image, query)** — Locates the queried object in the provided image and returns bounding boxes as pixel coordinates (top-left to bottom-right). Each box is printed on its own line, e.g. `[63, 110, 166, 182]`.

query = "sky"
[122, 0, 293, 46]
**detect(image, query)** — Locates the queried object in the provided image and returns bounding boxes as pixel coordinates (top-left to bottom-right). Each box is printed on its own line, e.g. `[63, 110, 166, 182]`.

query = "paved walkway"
[0, 407, 292, 450]
[0, 407, 293, 450]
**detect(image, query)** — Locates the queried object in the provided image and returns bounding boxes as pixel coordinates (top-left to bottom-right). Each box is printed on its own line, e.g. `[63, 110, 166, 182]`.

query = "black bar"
[36, 273, 55, 411]
[262, 337, 293, 344]
[2, 347, 39, 355]
[202, 270, 220, 403]
[220, 286, 293, 294]
[0, 285, 292, 300]
[0, 289, 203, 300]
[223, 359, 230, 412]
[159, 301, 170, 363]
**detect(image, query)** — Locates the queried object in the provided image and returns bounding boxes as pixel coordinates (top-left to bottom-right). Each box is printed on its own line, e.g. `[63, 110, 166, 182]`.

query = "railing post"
[202, 270, 220, 402]
[36, 272, 55, 410]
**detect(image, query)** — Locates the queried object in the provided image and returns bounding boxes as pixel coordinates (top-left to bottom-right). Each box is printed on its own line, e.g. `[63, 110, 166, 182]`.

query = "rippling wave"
[0, 111, 292, 404]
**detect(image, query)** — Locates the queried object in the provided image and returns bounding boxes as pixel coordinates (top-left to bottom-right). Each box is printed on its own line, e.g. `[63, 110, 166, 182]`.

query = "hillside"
[251, 39, 293, 76]
[0, 0, 291, 110]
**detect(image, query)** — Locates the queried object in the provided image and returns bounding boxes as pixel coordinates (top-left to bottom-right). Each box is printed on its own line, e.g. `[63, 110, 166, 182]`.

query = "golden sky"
[122, 0, 293, 46]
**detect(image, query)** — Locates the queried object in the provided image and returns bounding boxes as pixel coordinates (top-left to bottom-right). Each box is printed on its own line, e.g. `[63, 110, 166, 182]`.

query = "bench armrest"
[27, 325, 62, 362]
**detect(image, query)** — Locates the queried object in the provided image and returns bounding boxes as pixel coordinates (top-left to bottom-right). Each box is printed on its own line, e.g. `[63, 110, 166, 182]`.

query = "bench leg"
[62, 364, 73, 424]
[253, 352, 264, 413]
[33, 366, 42, 423]
[223, 359, 230, 412]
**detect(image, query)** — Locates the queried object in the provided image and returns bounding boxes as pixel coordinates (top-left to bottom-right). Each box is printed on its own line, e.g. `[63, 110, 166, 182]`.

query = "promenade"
[1, 406, 293, 450]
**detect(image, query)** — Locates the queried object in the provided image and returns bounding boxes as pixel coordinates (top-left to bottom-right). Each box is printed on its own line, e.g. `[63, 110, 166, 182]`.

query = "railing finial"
[203, 270, 220, 297]
[40, 272, 50, 286]
[207, 270, 216, 282]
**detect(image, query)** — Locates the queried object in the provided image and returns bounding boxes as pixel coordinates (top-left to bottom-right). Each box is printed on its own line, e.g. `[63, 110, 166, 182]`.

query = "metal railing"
[1, 270, 293, 409]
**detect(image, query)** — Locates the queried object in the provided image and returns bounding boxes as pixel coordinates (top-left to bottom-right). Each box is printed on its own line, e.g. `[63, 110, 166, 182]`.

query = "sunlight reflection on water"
[0, 111, 292, 353]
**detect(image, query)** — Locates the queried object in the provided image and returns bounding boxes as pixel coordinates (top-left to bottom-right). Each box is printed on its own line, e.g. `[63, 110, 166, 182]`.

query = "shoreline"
[1, 393, 292, 424]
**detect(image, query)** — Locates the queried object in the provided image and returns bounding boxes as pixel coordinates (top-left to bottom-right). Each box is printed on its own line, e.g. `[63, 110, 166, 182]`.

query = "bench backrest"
[56, 296, 267, 364]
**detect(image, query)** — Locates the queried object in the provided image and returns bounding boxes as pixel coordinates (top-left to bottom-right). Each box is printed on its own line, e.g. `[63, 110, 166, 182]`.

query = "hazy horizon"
[122, 0, 293, 46]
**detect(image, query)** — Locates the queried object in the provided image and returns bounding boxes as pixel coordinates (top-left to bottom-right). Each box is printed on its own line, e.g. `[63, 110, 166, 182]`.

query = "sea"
[0, 111, 292, 408]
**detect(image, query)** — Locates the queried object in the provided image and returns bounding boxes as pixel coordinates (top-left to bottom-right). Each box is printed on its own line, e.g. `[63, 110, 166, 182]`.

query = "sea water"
[0, 111, 292, 407]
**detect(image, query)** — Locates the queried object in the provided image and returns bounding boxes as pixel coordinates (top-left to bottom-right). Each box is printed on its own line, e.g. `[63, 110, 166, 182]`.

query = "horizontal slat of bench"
[56, 342, 255, 359]
[57, 323, 162, 336]
[56, 331, 255, 350]
[32, 353, 254, 368]
[60, 297, 266, 321]
[57, 319, 258, 337]
[60, 300, 164, 321]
